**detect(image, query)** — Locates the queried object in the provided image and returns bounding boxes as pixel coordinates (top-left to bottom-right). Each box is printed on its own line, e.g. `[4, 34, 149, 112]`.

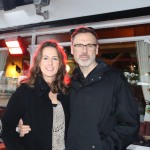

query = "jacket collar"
[34, 75, 50, 97]
[34, 75, 64, 101]
[72, 59, 109, 87]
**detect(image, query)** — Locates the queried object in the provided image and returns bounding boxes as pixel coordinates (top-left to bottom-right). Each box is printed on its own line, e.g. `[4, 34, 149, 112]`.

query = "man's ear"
[96, 44, 99, 55]
[71, 45, 74, 55]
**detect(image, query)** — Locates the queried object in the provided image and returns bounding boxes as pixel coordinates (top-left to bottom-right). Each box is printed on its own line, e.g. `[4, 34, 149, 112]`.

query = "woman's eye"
[43, 57, 48, 60]
[53, 57, 58, 60]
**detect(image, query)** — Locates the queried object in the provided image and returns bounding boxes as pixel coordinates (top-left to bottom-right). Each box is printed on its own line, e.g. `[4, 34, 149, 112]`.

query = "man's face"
[71, 32, 98, 67]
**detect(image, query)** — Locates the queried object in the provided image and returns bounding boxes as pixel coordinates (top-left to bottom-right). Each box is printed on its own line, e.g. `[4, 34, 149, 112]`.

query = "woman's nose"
[48, 59, 53, 65]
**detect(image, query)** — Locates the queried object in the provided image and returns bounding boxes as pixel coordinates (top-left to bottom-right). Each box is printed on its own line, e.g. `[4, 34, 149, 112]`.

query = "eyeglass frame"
[73, 43, 97, 51]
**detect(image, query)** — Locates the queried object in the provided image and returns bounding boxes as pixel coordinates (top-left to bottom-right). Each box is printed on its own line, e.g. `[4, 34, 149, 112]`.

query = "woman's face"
[39, 46, 60, 83]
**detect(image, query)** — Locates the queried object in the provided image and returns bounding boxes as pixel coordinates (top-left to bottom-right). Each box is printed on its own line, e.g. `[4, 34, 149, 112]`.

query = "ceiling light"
[5, 36, 27, 55]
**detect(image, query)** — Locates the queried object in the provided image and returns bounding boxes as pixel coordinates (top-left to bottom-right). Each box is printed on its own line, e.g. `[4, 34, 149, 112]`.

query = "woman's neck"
[49, 91, 58, 104]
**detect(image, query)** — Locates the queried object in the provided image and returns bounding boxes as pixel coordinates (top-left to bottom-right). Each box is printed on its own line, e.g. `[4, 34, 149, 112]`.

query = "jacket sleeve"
[102, 73, 140, 150]
[1, 85, 27, 150]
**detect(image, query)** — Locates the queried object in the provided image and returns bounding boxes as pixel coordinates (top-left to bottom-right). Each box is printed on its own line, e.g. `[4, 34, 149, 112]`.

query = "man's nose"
[82, 46, 88, 53]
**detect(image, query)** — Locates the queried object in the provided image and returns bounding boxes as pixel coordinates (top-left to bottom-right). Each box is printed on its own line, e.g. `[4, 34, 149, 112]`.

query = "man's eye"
[76, 44, 83, 48]
[87, 44, 93, 48]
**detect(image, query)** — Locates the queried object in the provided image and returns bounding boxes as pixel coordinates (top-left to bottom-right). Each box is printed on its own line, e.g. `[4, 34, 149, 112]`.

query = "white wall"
[0, 0, 150, 29]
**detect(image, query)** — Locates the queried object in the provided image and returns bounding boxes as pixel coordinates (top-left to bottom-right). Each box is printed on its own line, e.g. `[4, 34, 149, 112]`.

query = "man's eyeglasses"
[73, 44, 97, 51]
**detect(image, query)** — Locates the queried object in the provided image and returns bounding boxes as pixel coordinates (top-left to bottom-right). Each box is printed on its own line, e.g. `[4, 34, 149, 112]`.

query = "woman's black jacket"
[1, 76, 70, 150]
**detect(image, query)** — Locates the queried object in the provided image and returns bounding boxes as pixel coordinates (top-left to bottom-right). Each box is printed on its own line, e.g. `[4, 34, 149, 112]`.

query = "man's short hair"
[70, 26, 98, 43]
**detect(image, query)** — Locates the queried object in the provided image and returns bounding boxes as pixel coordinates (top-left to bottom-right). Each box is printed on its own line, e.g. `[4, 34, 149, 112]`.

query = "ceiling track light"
[35, 5, 49, 20]
[34, 0, 50, 20]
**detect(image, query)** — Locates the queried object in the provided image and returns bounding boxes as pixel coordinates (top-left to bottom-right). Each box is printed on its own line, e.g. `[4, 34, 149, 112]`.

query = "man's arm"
[101, 74, 140, 150]
[17, 119, 31, 137]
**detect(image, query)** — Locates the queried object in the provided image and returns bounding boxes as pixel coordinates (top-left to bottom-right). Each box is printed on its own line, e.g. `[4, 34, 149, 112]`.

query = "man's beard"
[74, 54, 95, 67]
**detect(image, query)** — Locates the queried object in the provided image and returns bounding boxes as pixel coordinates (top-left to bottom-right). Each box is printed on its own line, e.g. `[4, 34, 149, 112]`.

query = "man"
[18, 26, 140, 150]
[66, 27, 139, 150]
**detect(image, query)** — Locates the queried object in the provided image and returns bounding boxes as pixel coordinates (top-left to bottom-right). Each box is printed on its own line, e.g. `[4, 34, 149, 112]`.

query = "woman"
[1, 40, 70, 150]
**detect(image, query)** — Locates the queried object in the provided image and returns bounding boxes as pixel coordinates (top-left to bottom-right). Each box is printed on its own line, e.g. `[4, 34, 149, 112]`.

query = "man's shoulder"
[106, 66, 126, 80]
[108, 67, 128, 83]
[107, 66, 122, 75]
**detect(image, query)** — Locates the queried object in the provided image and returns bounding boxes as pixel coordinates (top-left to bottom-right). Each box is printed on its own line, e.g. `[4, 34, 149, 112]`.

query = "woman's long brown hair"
[21, 40, 69, 94]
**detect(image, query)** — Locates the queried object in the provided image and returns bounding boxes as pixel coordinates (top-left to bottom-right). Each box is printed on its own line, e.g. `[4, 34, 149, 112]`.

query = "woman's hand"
[17, 119, 31, 137]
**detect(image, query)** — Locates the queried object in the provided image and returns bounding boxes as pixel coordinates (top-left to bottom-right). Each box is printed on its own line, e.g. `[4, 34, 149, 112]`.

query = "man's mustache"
[80, 54, 89, 57]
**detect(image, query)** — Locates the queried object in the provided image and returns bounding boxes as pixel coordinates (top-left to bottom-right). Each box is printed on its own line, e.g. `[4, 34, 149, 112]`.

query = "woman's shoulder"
[15, 83, 34, 95]
[7, 83, 33, 107]
[19, 83, 33, 89]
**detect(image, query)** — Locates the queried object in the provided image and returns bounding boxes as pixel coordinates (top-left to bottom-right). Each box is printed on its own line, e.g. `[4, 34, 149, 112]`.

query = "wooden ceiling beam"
[99, 48, 136, 54]
[99, 42, 135, 49]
